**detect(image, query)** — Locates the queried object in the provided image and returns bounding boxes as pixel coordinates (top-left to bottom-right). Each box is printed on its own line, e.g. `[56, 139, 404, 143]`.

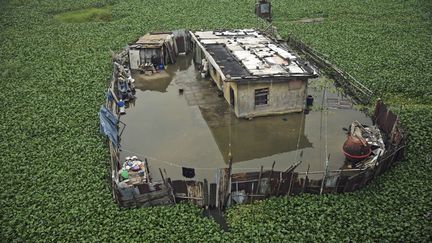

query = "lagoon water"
[120, 55, 371, 182]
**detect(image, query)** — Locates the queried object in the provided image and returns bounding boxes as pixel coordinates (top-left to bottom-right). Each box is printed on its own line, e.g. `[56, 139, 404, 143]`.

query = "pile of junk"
[119, 156, 150, 186]
[342, 121, 385, 169]
[114, 62, 136, 115]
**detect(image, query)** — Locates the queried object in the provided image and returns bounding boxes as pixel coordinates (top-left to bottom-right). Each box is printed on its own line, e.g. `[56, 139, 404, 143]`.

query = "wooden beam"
[203, 179, 209, 208]
[255, 166, 264, 199]
[159, 168, 166, 184]
[267, 161, 275, 196]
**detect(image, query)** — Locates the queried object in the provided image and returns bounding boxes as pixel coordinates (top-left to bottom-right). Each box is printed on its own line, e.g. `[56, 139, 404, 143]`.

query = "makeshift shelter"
[129, 32, 177, 70]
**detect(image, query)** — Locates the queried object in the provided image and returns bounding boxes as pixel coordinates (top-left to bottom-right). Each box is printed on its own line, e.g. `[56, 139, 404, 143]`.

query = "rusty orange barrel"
[342, 135, 371, 162]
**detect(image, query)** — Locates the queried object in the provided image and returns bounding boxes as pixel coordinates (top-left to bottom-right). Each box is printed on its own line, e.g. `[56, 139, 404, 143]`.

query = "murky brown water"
[120, 55, 371, 182]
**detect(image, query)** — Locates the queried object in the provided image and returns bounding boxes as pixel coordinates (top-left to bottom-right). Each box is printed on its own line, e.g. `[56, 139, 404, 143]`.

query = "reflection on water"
[131, 55, 192, 93]
[199, 106, 312, 163]
[120, 55, 371, 182]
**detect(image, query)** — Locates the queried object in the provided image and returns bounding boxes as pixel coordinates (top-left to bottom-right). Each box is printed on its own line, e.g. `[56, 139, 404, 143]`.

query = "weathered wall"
[171, 29, 190, 54]
[209, 63, 223, 90]
[129, 49, 140, 69]
[222, 82, 239, 113]
[206, 61, 307, 118]
[233, 79, 307, 118]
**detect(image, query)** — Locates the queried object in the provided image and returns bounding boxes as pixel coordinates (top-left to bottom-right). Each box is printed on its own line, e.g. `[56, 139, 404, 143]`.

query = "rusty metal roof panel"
[136, 33, 172, 46]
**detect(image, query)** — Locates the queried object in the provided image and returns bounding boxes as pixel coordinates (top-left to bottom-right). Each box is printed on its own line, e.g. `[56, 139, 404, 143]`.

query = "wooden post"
[219, 169, 226, 209]
[163, 169, 168, 181]
[269, 161, 275, 180]
[286, 161, 302, 196]
[215, 170, 220, 209]
[236, 181, 239, 200]
[320, 154, 331, 195]
[276, 171, 282, 196]
[287, 171, 294, 196]
[222, 154, 233, 208]
[144, 158, 151, 182]
[302, 164, 310, 193]
[167, 177, 176, 204]
[203, 179, 209, 208]
[254, 165, 264, 201]
[267, 161, 276, 196]
[285, 160, 301, 173]
[334, 169, 342, 193]
[159, 168, 166, 184]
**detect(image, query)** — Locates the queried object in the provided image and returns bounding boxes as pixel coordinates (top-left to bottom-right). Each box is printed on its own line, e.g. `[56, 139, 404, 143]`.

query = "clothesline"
[119, 148, 289, 171]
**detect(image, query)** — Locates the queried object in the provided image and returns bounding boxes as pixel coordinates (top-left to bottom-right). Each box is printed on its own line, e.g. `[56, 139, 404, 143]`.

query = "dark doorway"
[176, 36, 186, 53]
[230, 87, 235, 109]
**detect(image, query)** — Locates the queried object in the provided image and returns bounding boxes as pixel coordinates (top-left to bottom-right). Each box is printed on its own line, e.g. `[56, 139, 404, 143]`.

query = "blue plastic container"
[306, 95, 314, 106]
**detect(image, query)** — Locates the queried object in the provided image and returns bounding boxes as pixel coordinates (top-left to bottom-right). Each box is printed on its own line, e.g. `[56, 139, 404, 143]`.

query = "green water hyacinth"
[0, 0, 431, 241]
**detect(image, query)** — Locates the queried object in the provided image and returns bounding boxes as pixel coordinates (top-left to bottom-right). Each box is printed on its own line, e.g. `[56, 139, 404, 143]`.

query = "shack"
[255, 0, 272, 21]
[128, 32, 177, 71]
[191, 29, 318, 118]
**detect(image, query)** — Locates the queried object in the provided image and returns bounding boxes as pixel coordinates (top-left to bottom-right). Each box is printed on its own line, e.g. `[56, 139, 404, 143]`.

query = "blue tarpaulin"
[106, 90, 114, 101]
[99, 105, 119, 147]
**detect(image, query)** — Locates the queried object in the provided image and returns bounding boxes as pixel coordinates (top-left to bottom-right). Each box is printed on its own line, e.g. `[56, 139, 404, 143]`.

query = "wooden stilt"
[223, 155, 233, 208]
[302, 164, 310, 193]
[159, 168, 166, 184]
[203, 179, 209, 208]
[144, 158, 151, 182]
[268, 161, 276, 196]
[254, 165, 263, 202]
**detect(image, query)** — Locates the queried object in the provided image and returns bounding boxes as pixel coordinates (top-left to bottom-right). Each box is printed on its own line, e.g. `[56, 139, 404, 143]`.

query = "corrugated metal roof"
[136, 33, 172, 47]
[193, 29, 316, 79]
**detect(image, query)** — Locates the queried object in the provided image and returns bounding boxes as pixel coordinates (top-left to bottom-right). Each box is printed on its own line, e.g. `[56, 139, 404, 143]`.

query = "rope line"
[119, 148, 276, 171]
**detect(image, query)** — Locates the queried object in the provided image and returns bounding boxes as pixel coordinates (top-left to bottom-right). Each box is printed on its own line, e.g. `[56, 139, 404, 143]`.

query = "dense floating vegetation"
[54, 7, 112, 23]
[0, 0, 430, 241]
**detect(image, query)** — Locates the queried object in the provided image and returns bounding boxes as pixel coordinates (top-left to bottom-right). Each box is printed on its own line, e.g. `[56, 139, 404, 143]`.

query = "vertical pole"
[166, 177, 176, 204]
[334, 169, 343, 193]
[224, 154, 233, 208]
[286, 160, 302, 196]
[215, 169, 220, 209]
[236, 181, 239, 200]
[287, 171, 294, 196]
[159, 168, 166, 184]
[276, 171, 282, 196]
[302, 164, 310, 193]
[144, 158, 151, 182]
[203, 179, 209, 208]
[255, 165, 264, 199]
[320, 154, 331, 195]
[163, 168, 168, 181]
[268, 161, 276, 196]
